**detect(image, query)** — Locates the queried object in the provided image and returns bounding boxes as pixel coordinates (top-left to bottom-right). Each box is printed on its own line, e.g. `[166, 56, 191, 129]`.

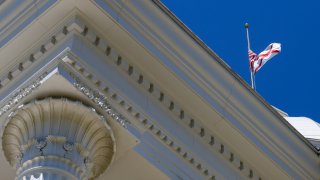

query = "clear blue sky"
[162, 0, 320, 122]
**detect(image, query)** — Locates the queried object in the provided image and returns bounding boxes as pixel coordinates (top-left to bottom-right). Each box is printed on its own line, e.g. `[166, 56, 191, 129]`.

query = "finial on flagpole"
[245, 23, 250, 50]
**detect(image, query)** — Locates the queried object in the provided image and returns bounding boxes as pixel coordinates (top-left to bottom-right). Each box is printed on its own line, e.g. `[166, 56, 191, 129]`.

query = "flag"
[249, 43, 281, 74]
[248, 49, 258, 71]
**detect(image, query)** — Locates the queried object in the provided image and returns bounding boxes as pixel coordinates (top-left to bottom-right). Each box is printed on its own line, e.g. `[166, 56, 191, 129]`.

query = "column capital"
[2, 98, 115, 179]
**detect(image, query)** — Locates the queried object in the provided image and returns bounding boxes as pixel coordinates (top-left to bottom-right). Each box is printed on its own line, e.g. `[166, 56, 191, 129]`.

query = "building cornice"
[0, 1, 319, 179]
[94, 0, 319, 178]
[0, 13, 318, 178]
[0, 17, 248, 179]
[0, 0, 57, 47]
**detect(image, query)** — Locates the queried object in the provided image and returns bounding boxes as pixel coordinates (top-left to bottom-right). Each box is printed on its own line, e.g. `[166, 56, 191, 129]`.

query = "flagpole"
[245, 23, 256, 90]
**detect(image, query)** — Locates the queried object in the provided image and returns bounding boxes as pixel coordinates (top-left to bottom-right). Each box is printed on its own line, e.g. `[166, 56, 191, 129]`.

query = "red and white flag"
[249, 43, 281, 74]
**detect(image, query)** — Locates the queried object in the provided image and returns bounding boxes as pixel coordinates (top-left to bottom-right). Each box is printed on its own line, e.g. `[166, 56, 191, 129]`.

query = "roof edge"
[151, 0, 319, 155]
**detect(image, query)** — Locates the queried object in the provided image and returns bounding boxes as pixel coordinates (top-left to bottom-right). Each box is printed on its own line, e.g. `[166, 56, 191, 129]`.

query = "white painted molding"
[94, 0, 320, 178]
[0, 2, 318, 178]
[0, 15, 301, 179]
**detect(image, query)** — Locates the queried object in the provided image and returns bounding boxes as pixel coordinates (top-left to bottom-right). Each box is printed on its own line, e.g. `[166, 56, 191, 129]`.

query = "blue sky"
[162, 0, 320, 122]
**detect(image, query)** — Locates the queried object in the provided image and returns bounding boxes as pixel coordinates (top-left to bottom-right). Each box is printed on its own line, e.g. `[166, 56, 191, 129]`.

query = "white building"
[0, 0, 319, 179]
